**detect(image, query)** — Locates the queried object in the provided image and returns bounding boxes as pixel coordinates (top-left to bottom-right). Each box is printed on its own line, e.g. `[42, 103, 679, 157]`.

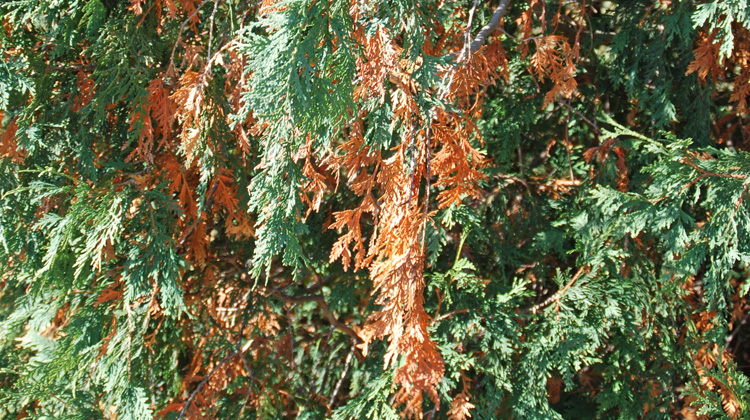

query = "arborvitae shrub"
[1, 0, 750, 418]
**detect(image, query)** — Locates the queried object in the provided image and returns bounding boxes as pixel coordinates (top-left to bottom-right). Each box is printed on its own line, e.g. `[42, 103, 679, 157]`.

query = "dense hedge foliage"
[2, 0, 750, 418]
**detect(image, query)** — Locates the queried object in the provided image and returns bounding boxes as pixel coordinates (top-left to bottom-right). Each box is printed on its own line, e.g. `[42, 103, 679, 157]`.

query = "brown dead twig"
[267, 288, 364, 359]
[521, 267, 586, 314]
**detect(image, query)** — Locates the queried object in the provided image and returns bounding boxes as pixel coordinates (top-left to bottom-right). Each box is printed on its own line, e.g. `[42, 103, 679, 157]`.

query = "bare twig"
[169, 0, 212, 73]
[177, 178, 220, 248]
[178, 351, 238, 420]
[563, 100, 574, 181]
[521, 267, 586, 314]
[556, 99, 600, 135]
[679, 157, 748, 194]
[435, 308, 470, 322]
[425, 405, 438, 420]
[444, 0, 513, 61]
[681, 158, 747, 180]
[736, 182, 750, 210]
[461, 0, 481, 63]
[439, 0, 512, 98]
[48, 63, 96, 72]
[495, 173, 529, 189]
[268, 289, 363, 348]
[328, 347, 355, 409]
[468, 0, 511, 54]
[725, 312, 750, 352]
[205, 0, 220, 74]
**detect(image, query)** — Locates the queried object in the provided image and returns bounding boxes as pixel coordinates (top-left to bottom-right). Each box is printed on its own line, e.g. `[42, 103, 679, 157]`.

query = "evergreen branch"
[7, 0, 750, 417]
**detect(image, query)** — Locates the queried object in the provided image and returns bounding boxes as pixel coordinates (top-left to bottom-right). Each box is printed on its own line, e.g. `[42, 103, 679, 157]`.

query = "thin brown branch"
[461, 0, 481, 63]
[437, 0, 512, 100]
[679, 157, 748, 194]
[328, 346, 355, 409]
[169, 0, 212, 73]
[177, 178, 220, 249]
[205, 0, 221, 74]
[681, 157, 747, 180]
[435, 308, 470, 322]
[269, 289, 363, 347]
[556, 99, 600, 135]
[178, 351, 238, 420]
[48, 63, 96, 72]
[736, 182, 750, 210]
[444, 0, 512, 61]
[495, 173, 529, 189]
[521, 267, 586, 314]
[563, 100, 575, 181]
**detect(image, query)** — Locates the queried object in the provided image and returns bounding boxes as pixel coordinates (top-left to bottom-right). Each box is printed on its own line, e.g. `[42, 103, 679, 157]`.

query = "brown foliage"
[0, 117, 24, 164]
